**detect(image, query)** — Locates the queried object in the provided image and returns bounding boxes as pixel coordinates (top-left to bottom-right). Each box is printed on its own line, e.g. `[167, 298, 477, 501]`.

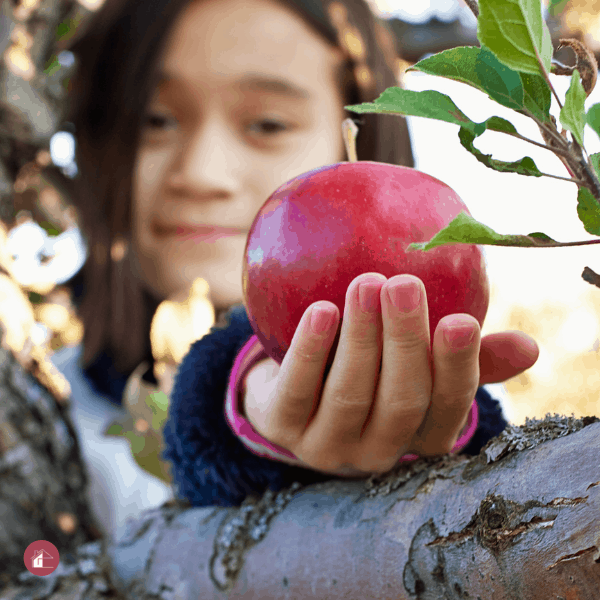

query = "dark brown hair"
[67, 0, 415, 375]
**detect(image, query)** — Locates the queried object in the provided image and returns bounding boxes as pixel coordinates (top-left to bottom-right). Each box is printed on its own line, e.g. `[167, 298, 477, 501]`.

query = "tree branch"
[111, 417, 600, 599]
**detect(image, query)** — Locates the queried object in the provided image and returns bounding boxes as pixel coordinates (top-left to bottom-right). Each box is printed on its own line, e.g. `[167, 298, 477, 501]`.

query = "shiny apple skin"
[242, 161, 490, 366]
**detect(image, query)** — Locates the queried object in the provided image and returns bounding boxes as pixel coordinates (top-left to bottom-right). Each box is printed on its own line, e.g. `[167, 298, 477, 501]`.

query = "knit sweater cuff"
[225, 335, 479, 463]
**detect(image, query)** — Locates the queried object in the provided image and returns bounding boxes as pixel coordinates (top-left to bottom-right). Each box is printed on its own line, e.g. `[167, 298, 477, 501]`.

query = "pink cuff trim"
[225, 335, 479, 464]
[225, 335, 298, 461]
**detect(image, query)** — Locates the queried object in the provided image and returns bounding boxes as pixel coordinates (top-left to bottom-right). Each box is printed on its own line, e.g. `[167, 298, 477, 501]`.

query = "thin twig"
[576, 139, 593, 165]
[503, 131, 574, 159]
[529, 113, 568, 147]
[547, 74, 564, 111]
[517, 238, 600, 248]
[537, 119, 571, 152]
[568, 138, 600, 199]
[537, 57, 564, 110]
[582, 266, 600, 289]
[463, 0, 479, 18]
[538, 171, 587, 185]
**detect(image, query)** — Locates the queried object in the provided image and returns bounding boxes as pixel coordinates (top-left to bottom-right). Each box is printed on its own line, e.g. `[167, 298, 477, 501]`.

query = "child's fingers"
[298, 273, 386, 470]
[356, 274, 432, 471]
[410, 313, 481, 456]
[478, 331, 539, 387]
[259, 300, 340, 451]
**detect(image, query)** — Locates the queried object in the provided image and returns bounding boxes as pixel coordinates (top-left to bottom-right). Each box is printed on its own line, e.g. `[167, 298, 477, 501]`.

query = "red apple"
[242, 161, 489, 366]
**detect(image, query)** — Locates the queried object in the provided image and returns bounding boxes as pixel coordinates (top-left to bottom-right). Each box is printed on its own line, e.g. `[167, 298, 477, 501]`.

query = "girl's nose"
[168, 119, 244, 196]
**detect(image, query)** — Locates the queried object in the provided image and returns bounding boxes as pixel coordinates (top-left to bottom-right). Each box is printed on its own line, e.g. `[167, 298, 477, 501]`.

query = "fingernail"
[444, 325, 476, 348]
[387, 280, 421, 313]
[359, 282, 381, 313]
[310, 305, 335, 335]
[521, 334, 538, 355]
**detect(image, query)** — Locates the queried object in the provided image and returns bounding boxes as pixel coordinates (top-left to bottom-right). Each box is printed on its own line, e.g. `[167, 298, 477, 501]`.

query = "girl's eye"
[144, 112, 178, 131]
[247, 119, 289, 136]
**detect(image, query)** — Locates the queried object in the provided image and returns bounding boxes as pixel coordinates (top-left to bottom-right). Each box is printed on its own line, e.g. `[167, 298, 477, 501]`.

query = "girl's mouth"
[153, 223, 247, 243]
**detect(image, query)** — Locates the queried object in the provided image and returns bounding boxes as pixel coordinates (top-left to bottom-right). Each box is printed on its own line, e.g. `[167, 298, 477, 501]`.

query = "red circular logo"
[24, 540, 60, 576]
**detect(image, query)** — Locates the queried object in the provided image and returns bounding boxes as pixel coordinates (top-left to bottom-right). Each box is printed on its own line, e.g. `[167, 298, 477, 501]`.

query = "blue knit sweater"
[162, 304, 508, 508]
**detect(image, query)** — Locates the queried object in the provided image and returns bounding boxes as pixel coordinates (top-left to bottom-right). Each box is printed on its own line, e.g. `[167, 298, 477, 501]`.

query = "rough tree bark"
[0, 0, 101, 589]
[106, 416, 600, 599]
[0, 327, 103, 587]
[0, 0, 84, 223]
[0, 414, 598, 599]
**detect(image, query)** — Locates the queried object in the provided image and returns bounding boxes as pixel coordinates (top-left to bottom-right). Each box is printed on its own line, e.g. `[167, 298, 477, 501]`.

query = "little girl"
[60, 0, 539, 530]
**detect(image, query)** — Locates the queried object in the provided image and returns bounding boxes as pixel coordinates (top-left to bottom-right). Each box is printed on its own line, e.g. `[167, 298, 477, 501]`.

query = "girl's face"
[133, 0, 347, 310]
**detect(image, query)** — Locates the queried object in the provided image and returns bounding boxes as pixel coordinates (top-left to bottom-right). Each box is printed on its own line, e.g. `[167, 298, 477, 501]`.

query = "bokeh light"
[50, 131, 76, 168]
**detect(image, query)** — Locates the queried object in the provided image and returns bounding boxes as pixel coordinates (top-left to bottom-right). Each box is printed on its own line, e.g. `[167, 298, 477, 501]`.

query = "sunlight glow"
[5, 46, 34, 81]
[76, 0, 106, 10]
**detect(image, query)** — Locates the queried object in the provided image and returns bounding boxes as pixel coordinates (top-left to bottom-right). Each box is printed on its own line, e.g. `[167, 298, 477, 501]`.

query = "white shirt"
[50, 344, 174, 543]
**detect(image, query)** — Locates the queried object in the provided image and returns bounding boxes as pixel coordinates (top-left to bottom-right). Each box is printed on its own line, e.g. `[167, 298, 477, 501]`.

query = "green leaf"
[576, 186, 600, 236]
[473, 46, 528, 110]
[586, 103, 600, 140]
[124, 431, 147, 455]
[105, 423, 124, 436]
[146, 391, 170, 431]
[407, 46, 524, 110]
[346, 88, 475, 129]
[55, 21, 71, 40]
[55, 16, 81, 42]
[548, 0, 570, 17]
[146, 391, 169, 413]
[477, 0, 553, 76]
[519, 72, 552, 122]
[459, 118, 543, 177]
[103, 415, 172, 484]
[560, 69, 587, 147]
[473, 115, 519, 136]
[347, 91, 542, 175]
[28, 291, 44, 305]
[39, 221, 61, 236]
[407, 46, 552, 123]
[590, 153, 600, 179]
[406, 212, 560, 252]
[44, 55, 61, 76]
[106, 419, 145, 454]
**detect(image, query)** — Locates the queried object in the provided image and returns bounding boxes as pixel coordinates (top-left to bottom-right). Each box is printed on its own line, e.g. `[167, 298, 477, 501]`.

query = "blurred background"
[2, 0, 600, 426]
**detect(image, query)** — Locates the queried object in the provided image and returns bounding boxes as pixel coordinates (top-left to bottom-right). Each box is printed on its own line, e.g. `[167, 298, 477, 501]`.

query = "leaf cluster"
[346, 0, 600, 265]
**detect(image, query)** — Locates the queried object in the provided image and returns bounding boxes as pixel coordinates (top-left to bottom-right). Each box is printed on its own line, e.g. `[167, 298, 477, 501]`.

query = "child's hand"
[243, 273, 538, 478]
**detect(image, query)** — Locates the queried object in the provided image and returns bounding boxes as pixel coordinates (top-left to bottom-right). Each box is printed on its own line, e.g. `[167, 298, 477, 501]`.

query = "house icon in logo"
[32, 549, 53, 569]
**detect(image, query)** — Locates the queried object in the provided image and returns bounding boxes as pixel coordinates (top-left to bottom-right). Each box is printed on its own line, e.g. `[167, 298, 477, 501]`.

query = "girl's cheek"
[137, 147, 171, 188]
[268, 132, 343, 188]
[133, 154, 174, 234]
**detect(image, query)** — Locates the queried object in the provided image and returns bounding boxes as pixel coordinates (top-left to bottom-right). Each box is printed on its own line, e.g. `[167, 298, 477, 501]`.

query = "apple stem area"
[342, 118, 359, 163]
